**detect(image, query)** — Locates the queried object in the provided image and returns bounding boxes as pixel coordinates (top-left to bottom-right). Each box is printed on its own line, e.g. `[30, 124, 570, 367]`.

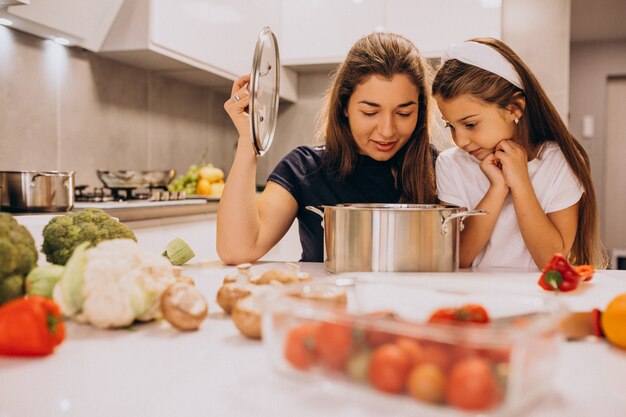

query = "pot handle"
[30, 172, 54, 187]
[305, 206, 324, 229]
[441, 209, 487, 235]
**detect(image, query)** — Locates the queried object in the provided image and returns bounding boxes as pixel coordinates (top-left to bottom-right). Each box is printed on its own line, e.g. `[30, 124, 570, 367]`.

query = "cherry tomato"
[446, 357, 501, 411]
[362, 311, 398, 348]
[406, 363, 446, 404]
[421, 343, 453, 373]
[395, 337, 425, 367]
[315, 321, 353, 371]
[368, 344, 411, 394]
[428, 304, 490, 324]
[283, 322, 320, 370]
[347, 349, 372, 382]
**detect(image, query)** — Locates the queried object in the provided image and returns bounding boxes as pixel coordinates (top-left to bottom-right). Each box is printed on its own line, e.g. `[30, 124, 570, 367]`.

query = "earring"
[514, 117, 519, 125]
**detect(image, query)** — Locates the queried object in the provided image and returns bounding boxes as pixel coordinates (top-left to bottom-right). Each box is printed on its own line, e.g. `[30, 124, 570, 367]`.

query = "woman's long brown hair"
[432, 37, 606, 266]
[317, 32, 437, 204]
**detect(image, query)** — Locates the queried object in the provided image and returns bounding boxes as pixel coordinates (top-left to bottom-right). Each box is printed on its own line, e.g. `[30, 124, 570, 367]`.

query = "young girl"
[432, 38, 604, 270]
[218, 32, 437, 264]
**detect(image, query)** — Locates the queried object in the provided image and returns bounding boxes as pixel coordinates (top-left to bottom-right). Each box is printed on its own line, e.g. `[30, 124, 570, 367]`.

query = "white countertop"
[1, 263, 626, 417]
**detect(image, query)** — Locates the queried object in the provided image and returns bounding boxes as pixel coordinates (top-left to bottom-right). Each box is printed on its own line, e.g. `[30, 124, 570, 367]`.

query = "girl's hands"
[223, 74, 252, 139]
[494, 140, 531, 190]
[479, 153, 507, 190]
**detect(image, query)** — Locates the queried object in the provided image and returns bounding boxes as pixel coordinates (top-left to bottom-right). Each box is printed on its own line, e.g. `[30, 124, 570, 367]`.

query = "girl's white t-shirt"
[435, 141, 584, 271]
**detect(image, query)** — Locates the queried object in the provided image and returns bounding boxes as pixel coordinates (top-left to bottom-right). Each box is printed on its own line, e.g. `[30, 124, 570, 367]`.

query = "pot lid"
[249, 27, 280, 156]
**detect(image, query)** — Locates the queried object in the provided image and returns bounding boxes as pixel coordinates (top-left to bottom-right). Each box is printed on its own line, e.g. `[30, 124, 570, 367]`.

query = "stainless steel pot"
[0, 171, 75, 212]
[96, 170, 176, 189]
[306, 204, 486, 273]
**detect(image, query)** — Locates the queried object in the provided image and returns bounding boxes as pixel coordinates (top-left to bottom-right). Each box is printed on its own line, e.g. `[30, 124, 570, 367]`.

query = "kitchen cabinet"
[385, 0, 501, 57]
[128, 213, 302, 263]
[100, 0, 298, 101]
[280, 0, 502, 69]
[0, 0, 123, 51]
[280, 0, 386, 68]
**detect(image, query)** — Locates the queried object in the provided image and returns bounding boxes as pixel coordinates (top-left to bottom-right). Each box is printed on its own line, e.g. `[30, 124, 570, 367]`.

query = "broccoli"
[42, 208, 137, 265]
[0, 213, 38, 304]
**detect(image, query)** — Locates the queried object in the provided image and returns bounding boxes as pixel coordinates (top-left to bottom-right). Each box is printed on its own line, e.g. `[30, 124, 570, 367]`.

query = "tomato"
[446, 357, 501, 411]
[347, 349, 372, 382]
[362, 311, 398, 348]
[315, 321, 353, 371]
[421, 343, 453, 373]
[406, 363, 446, 404]
[449, 344, 482, 363]
[368, 344, 412, 394]
[283, 322, 320, 370]
[428, 304, 490, 324]
[395, 337, 425, 367]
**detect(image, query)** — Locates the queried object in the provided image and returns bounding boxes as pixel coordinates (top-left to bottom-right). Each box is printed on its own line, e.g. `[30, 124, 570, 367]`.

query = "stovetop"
[74, 199, 208, 209]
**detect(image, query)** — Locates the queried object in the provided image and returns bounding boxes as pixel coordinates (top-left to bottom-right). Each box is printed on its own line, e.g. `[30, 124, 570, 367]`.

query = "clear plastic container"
[262, 275, 566, 416]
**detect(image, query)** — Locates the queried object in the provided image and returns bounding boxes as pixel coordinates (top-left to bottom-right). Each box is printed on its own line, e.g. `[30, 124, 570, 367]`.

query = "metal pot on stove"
[0, 171, 75, 212]
[96, 170, 176, 189]
[306, 204, 486, 273]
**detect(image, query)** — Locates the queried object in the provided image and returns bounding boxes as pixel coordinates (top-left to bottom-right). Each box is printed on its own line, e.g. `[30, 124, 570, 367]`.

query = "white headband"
[442, 41, 524, 90]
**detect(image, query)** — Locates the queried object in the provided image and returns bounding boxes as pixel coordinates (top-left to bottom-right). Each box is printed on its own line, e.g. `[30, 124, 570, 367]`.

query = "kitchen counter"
[1, 263, 626, 417]
[9, 198, 219, 223]
[75, 198, 219, 222]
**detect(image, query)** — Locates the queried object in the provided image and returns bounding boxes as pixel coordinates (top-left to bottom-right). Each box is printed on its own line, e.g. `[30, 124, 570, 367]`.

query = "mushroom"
[216, 263, 254, 314]
[161, 282, 208, 331]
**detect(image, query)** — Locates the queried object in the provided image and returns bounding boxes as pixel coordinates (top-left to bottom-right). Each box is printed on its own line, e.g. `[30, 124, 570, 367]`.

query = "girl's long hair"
[318, 32, 437, 204]
[432, 37, 605, 266]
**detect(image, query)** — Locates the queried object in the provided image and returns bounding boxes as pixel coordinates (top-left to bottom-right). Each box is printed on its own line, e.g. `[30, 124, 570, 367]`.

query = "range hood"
[0, 0, 122, 51]
[0, 0, 29, 7]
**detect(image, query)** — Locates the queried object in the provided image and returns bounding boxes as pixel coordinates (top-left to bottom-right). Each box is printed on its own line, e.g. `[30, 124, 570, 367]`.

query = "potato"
[161, 282, 208, 331]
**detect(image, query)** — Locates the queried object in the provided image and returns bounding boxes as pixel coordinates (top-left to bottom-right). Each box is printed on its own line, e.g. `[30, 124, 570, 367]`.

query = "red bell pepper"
[537, 254, 595, 292]
[0, 296, 66, 356]
[428, 304, 490, 324]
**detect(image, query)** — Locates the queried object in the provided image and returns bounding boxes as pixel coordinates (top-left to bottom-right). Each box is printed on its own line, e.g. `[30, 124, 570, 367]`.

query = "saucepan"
[0, 170, 74, 212]
[305, 204, 486, 273]
[97, 170, 176, 189]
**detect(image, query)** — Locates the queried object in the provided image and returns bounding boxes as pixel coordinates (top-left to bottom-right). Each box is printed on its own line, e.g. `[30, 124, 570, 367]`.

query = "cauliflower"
[0, 213, 38, 304]
[53, 239, 176, 329]
[42, 208, 136, 265]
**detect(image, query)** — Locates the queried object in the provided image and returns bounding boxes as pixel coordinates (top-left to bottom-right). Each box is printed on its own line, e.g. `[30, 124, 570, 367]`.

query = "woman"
[218, 32, 437, 264]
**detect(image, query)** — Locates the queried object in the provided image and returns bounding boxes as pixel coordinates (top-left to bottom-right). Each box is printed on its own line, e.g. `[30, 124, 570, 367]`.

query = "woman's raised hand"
[223, 74, 252, 139]
[494, 139, 531, 190]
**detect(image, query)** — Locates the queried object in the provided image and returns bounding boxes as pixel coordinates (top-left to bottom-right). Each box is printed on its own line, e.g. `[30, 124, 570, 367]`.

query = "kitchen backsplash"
[0, 27, 238, 187]
[0, 26, 452, 190]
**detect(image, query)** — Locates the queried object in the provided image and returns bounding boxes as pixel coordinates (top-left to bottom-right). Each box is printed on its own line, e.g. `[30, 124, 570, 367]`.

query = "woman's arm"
[217, 179, 298, 265]
[216, 75, 298, 264]
[496, 140, 579, 269]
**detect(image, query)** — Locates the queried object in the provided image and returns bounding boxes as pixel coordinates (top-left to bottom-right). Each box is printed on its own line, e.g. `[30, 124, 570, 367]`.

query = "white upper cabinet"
[150, 0, 279, 80]
[100, 0, 297, 101]
[0, 0, 123, 51]
[279, 0, 502, 68]
[280, 0, 385, 67]
[385, 0, 502, 57]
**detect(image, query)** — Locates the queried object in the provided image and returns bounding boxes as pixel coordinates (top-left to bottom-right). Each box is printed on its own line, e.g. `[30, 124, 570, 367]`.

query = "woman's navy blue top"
[268, 145, 408, 262]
